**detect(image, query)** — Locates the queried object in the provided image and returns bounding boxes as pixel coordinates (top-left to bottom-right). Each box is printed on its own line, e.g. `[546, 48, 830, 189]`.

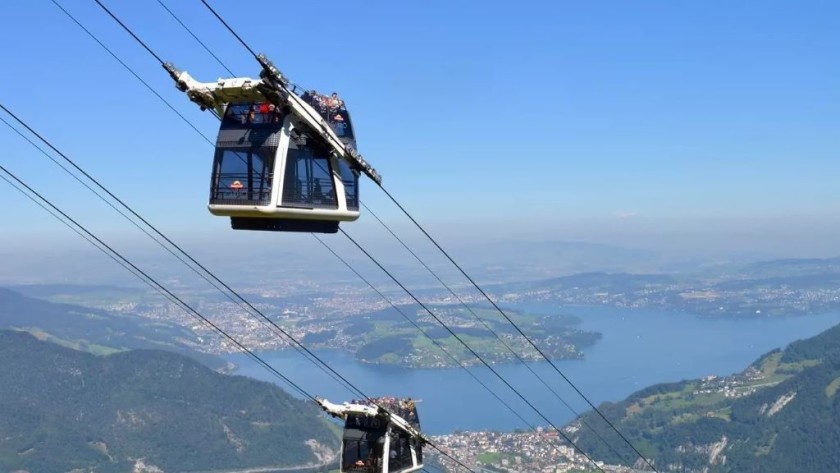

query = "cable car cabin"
[317, 397, 424, 473]
[208, 100, 360, 233]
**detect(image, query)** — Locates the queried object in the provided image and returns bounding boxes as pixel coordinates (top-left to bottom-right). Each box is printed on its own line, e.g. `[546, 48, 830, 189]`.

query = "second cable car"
[209, 98, 359, 234]
[317, 397, 425, 473]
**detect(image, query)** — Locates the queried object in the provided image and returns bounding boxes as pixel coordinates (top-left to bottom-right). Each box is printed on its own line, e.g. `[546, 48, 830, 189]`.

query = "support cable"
[98, 3, 620, 464]
[0, 101, 359, 401]
[197, 0, 259, 60]
[179, 2, 645, 468]
[1, 165, 477, 472]
[0, 164, 313, 401]
[9, 9, 476, 469]
[50, 0, 216, 142]
[60, 1, 643, 469]
[314, 233, 601, 467]
[361, 202, 628, 462]
[155, 0, 235, 76]
[340, 229, 607, 473]
[376, 185, 658, 471]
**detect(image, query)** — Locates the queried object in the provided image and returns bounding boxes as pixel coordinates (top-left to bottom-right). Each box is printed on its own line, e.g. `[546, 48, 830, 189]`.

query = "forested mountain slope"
[0, 330, 338, 472]
[570, 323, 840, 472]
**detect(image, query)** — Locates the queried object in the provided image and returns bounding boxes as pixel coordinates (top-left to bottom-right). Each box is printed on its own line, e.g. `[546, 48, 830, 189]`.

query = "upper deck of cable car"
[300, 90, 356, 142]
[219, 90, 355, 142]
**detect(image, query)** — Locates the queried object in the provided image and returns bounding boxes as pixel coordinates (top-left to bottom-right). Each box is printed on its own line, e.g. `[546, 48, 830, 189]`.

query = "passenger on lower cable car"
[332, 114, 347, 136]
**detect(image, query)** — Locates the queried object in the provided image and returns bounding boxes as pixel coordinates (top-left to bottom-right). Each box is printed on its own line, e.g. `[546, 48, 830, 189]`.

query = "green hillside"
[569, 324, 840, 472]
[0, 330, 339, 472]
[0, 287, 227, 370]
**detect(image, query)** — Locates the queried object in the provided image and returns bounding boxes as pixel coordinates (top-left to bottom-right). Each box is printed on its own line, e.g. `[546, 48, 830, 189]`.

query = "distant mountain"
[735, 257, 840, 279]
[0, 330, 338, 472]
[0, 287, 226, 370]
[9, 283, 139, 300]
[455, 240, 664, 283]
[497, 271, 677, 294]
[485, 254, 840, 317]
[569, 322, 840, 472]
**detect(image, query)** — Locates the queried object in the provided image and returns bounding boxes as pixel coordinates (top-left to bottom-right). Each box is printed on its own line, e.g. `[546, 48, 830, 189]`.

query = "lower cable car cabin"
[209, 101, 360, 233]
[317, 397, 424, 473]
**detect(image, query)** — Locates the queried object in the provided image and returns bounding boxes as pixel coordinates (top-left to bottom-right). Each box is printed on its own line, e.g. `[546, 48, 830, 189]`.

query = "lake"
[229, 304, 840, 434]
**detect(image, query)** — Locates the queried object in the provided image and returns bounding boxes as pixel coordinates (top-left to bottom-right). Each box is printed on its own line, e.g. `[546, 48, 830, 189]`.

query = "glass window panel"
[281, 146, 338, 209]
[210, 147, 274, 205]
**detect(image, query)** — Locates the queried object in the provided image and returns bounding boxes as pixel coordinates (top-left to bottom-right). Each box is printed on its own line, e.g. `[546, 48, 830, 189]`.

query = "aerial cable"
[49, 0, 217, 142]
[360, 202, 630, 462]
[152, 3, 617, 456]
[197, 0, 260, 60]
[113, 1, 613, 463]
[91, 0, 164, 64]
[0, 166, 477, 473]
[15, 9, 472, 469]
[155, 0, 235, 76]
[71, 1, 638, 469]
[0, 101, 364, 404]
[24, 4, 490, 471]
[375, 185, 659, 471]
[1, 165, 477, 473]
[39, 1, 375, 401]
[0, 172, 173, 311]
[0, 98, 361, 400]
[0, 164, 314, 402]
[339, 228, 608, 473]
[314, 234, 603, 465]
[314, 235, 538, 427]
[183, 1, 638, 468]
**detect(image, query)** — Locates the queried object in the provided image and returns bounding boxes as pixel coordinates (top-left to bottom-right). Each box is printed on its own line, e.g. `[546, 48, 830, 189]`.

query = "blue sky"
[1, 0, 839, 261]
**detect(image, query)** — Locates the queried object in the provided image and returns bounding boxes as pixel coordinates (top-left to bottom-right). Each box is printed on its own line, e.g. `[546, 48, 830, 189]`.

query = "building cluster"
[430, 428, 618, 473]
[694, 366, 768, 399]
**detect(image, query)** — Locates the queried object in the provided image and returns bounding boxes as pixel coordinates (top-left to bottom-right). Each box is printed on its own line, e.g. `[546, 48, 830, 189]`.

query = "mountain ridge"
[0, 329, 339, 473]
[568, 322, 840, 472]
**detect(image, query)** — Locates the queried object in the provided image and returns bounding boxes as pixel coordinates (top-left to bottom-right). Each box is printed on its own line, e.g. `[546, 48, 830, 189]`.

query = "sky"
[1, 0, 839, 281]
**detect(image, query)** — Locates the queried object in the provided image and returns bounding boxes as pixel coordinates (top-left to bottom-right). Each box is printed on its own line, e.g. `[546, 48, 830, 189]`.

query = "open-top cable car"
[164, 55, 380, 233]
[317, 397, 425, 473]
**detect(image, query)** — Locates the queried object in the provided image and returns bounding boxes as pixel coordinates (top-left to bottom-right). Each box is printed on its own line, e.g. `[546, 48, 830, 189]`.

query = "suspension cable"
[315, 236, 530, 421]
[63, 1, 644, 469]
[154, 2, 628, 461]
[46, 0, 376, 401]
[197, 0, 259, 60]
[155, 0, 235, 75]
[376, 185, 658, 471]
[49, 0, 216, 143]
[340, 228, 607, 473]
[149, 5, 619, 461]
[181, 1, 643, 469]
[314, 234, 604, 466]
[13, 6, 478, 469]
[361, 202, 629, 462]
[1, 163, 476, 472]
[0, 164, 313, 401]
[0, 101, 361, 401]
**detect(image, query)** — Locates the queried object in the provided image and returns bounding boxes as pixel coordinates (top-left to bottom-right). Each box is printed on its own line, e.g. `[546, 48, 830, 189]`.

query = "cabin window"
[388, 431, 413, 472]
[222, 102, 284, 127]
[281, 145, 338, 209]
[210, 147, 275, 205]
[337, 159, 359, 211]
[342, 422, 387, 472]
